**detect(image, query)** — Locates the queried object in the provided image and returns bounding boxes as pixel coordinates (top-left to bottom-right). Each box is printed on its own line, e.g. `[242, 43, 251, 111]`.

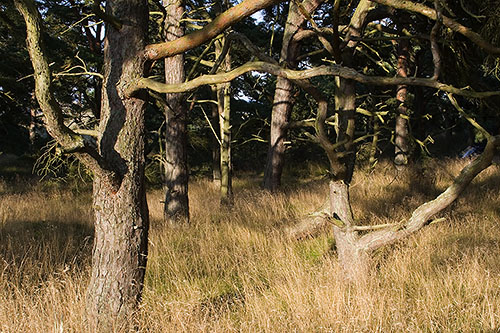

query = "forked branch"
[14, 0, 118, 185]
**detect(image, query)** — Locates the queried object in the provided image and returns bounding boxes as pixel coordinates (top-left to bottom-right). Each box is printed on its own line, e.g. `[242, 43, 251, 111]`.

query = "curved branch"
[370, 0, 500, 56]
[14, 0, 88, 152]
[144, 0, 284, 60]
[127, 61, 500, 98]
[358, 135, 500, 252]
[14, 0, 118, 185]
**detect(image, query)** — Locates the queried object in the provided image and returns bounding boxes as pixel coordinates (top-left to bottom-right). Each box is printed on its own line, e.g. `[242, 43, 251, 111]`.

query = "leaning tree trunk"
[263, 0, 308, 192]
[163, 0, 189, 224]
[86, 0, 150, 326]
[394, 36, 410, 167]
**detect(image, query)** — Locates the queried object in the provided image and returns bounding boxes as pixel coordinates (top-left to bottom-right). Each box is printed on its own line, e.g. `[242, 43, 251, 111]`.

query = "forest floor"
[0, 158, 499, 332]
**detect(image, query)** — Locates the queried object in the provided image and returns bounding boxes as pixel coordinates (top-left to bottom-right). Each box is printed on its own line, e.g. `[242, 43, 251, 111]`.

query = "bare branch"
[370, 0, 500, 56]
[446, 93, 491, 140]
[127, 61, 500, 99]
[358, 135, 500, 252]
[144, 0, 285, 60]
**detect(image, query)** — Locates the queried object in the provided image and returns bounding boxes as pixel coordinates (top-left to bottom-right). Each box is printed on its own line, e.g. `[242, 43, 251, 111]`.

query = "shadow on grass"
[0, 220, 93, 285]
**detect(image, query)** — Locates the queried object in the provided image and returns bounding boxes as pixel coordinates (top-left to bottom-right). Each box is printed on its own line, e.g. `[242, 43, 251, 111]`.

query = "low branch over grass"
[128, 61, 500, 99]
[357, 135, 500, 252]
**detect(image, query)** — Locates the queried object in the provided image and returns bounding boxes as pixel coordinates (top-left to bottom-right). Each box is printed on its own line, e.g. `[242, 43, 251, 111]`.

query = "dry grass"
[1, 159, 499, 332]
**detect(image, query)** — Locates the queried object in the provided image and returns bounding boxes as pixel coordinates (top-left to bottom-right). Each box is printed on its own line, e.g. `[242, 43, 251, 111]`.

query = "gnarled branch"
[127, 61, 500, 99]
[370, 0, 500, 56]
[14, 0, 118, 185]
[358, 135, 500, 252]
[144, 0, 285, 60]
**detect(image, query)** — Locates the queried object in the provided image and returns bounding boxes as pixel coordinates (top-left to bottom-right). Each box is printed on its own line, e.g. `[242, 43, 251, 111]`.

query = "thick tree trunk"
[329, 180, 370, 283]
[394, 37, 410, 167]
[89, 174, 149, 328]
[334, 77, 357, 182]
[86, 0, 149, 327]
[263, 76, 294, 191]
[263, 0, 302, 192]
[15, 0, 150, 327]
[163, 0, 189, 224]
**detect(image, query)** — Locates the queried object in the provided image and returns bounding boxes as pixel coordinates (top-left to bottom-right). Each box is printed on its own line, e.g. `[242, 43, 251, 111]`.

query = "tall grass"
[0, 159, 499, 332]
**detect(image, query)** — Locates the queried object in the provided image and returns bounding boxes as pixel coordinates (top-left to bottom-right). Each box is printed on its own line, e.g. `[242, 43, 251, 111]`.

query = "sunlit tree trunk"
[218, 46, 233, 205]
[263, 1, 300, 192]
[15, 0, 150, 326]
[394, 37, 410, 167]
[29, 92, 37, 152]
[369, 115, 379, 168]
[163, 0, 189, 224]
[328, 0, 372, 282]
[85, 0, 149, 327]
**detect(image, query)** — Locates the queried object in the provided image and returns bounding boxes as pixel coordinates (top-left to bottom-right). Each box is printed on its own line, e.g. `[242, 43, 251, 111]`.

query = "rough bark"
[163, 0, 189, 224]
[394, 37, 410, 167]
[334, 78, 357, 182]
[329, 180, 370, 283]
[218, 45, 233, 205]
[263, 76, 295, 191]
[263, 0, 324, 192]
[15, 0, 150, 327]
[87, 0, 149, 327]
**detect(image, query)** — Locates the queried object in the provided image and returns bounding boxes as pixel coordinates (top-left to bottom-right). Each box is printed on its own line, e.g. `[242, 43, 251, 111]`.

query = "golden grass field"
[0, 159, 499, 332]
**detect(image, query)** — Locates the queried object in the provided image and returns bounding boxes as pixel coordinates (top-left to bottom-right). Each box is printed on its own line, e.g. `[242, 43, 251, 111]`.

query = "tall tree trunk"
[29, 92, 37, 153]
[211, 86, 222, 186]
[334, 77, 357, 182]
[163, 0, 189, 224]
[369, 115, 379, 168]
[218, 49, 233, 205]
[15, 0, 150, 327]
[394, 37, 410, 167]
[86, 0, 149, 327]
[329, 0, 372, 281]
[263, 0, 305, 192]
[90, 173, 149, 328]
